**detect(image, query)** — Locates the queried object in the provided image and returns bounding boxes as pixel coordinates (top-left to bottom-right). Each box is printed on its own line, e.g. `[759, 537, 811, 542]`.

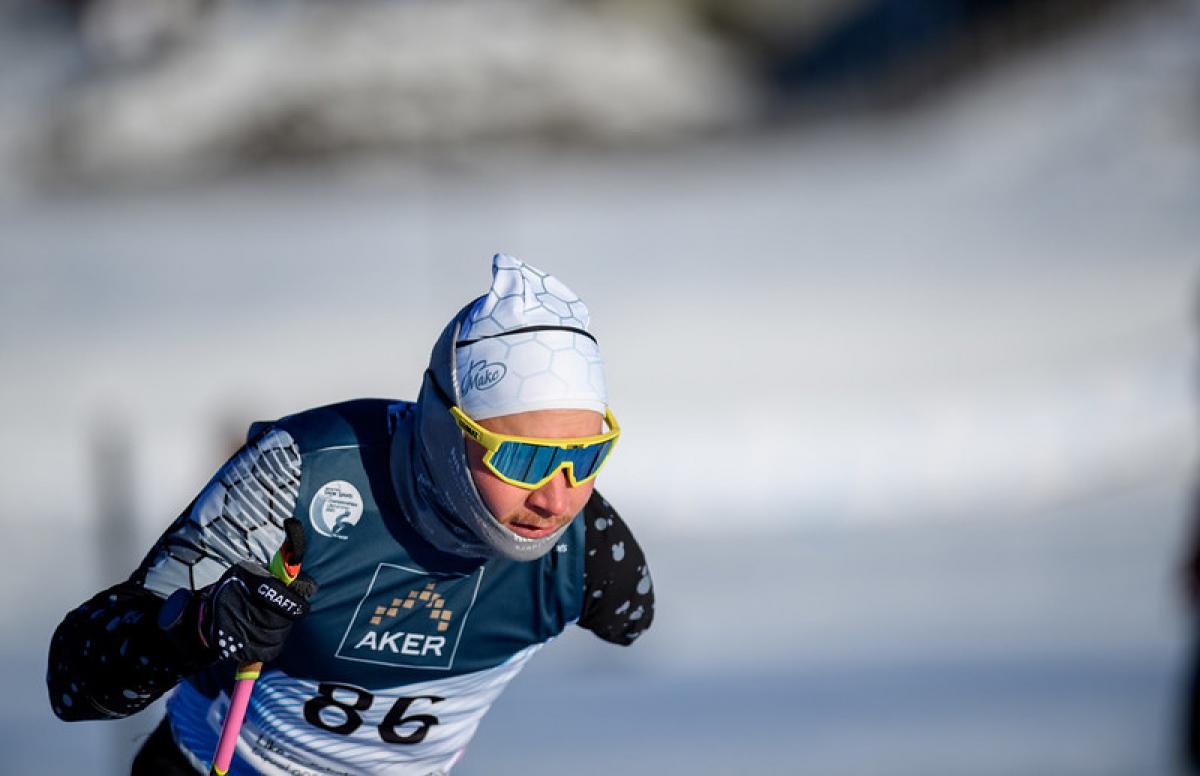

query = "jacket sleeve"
[577, 492, 655, 645]
[47, 427, 302, 721]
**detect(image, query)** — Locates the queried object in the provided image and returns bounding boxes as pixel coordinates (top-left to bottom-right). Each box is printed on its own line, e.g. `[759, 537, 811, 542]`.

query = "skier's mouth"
[507, 520, 559, 539]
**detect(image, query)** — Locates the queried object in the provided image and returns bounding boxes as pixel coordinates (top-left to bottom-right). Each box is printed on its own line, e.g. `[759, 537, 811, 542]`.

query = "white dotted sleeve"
[578, 492, 655, 646]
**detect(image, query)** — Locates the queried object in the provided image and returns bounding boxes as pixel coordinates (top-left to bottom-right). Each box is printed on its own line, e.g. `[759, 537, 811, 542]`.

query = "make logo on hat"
[462, 359, 507, 396]
[334, 563, 484, 671]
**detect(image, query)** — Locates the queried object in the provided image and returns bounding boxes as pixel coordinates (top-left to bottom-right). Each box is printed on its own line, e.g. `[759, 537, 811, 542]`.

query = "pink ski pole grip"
[209, 667, 261, 775]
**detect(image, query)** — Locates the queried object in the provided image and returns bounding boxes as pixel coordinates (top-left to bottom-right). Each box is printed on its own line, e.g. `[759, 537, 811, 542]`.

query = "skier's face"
[465, 409, 603, 539]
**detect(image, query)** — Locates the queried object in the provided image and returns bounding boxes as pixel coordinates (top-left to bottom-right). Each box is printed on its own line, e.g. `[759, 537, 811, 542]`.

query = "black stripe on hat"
[455, 325, 597, 348]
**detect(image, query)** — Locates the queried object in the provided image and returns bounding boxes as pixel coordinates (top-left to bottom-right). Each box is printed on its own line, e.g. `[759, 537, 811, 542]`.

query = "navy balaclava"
[401, 254, 605, 561]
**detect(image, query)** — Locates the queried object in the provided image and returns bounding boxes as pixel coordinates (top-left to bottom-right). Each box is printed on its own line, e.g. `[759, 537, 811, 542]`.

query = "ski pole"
[209, 517, 306, 776]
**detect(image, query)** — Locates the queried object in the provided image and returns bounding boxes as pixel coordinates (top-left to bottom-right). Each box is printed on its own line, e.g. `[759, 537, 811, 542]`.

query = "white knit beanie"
[454, 254, 606, 420]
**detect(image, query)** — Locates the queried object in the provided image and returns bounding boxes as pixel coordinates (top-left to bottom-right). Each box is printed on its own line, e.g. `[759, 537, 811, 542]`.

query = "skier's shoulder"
[581, 490, 630, 534]
[250, 398, 413, 455]
[578, 488, 654, 645]
[581, 489, 650, 562]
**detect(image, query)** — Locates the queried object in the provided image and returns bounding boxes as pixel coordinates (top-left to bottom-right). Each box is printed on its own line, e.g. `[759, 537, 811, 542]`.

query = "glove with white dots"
[195, 560, 317, 664]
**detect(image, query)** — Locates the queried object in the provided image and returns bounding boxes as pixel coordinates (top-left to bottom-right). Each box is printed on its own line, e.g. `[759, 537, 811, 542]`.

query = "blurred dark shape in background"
[0, 0, 1184, 186]
[695, 0, 1153, 109]
[1180, 286, 1200, 772]
[1185, 489, 1200, 770]
[91, 415, 136, 586]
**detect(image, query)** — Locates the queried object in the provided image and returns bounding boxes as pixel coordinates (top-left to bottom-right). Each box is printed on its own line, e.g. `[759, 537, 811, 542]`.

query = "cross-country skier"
[47, 254, 654, 775]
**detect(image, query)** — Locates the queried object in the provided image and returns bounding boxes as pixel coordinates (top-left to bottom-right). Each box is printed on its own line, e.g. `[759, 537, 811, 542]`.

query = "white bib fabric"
[168, 644, 545, 775]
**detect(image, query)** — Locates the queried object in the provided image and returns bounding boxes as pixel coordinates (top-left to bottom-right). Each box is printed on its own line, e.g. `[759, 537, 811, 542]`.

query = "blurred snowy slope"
[0, 1, 1197, 537]
[0, 0, 754, 184]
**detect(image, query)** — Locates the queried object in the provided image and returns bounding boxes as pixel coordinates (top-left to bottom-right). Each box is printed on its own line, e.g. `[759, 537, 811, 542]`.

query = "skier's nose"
[526, 470, 571, 517]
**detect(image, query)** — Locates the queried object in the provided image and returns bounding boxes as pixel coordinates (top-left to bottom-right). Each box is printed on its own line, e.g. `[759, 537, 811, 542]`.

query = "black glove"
[194, 561, 317, 664]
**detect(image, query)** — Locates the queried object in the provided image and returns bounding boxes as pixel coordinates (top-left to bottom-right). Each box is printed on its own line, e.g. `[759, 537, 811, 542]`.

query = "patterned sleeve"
[48, 428, 302, 721]
[577, 492, 654, 645]
[132, 427, 300, 596]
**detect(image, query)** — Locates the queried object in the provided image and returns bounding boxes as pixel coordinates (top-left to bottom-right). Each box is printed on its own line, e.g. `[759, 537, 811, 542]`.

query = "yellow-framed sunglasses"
[449, 406, 620, 490]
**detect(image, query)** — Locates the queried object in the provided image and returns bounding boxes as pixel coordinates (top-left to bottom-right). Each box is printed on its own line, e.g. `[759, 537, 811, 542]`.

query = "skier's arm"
[47, 578, 210, 720]
[577, 492, 655, 645]
[47, 427, 303, 721]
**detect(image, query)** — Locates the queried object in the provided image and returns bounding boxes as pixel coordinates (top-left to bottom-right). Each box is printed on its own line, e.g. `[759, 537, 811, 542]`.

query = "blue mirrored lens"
[489, 441, 536, 479]
[490, 439, 613, 485]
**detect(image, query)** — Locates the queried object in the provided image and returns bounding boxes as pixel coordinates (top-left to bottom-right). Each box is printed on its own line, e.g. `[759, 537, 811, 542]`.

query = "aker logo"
[335, 562, 484, 671]
[309, 480, 364, 540]
[369, 582, 455, 632]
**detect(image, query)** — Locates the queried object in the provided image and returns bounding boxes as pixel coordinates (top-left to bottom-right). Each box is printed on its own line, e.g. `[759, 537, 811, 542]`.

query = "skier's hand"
[197, 561, 318, 664]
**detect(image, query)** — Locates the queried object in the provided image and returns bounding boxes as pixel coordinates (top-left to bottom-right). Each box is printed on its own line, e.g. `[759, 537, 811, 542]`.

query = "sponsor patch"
[309, 480, 364, 541]
[335, 563, 484, 671]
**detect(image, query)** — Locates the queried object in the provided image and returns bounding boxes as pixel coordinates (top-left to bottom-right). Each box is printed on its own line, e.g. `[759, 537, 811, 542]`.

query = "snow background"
[2, 2, 1199, 773]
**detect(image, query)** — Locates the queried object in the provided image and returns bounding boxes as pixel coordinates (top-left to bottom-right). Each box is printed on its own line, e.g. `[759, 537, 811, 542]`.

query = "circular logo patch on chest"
[309, 480, 364, 540]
